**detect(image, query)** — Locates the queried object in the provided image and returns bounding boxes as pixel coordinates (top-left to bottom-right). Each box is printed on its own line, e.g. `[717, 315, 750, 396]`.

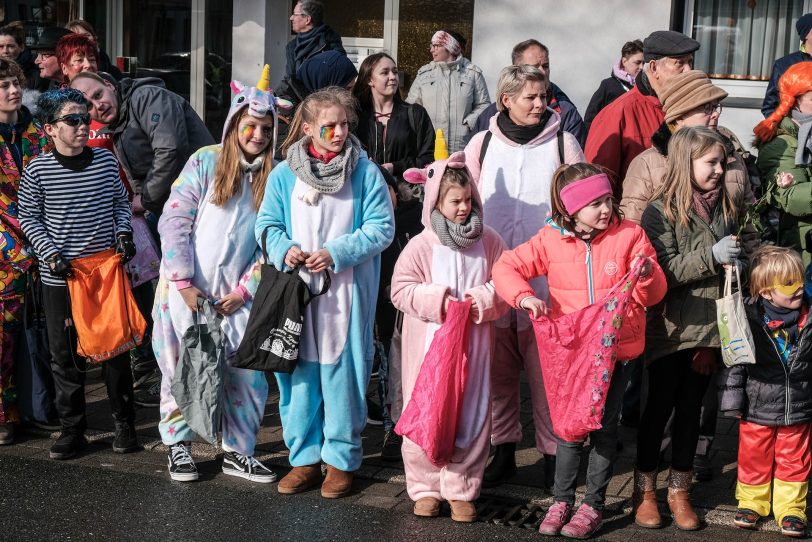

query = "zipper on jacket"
[757, 323, 791, 425]
[584, 240, 594, 304]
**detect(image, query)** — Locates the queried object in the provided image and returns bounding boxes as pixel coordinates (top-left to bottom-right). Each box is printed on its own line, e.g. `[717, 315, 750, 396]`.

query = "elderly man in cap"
[762, 13, 812, 117]
[30, 26, 72, 90]
[585, 30, 699, 185]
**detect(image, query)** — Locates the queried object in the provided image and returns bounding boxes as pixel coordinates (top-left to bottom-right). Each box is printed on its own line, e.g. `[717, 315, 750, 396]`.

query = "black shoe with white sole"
[168, 442, 198, 482]
[222, 451, 277, 483]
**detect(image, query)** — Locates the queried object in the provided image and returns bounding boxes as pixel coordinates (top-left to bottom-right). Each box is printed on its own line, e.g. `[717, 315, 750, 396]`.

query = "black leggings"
[636, 349, 711, 472]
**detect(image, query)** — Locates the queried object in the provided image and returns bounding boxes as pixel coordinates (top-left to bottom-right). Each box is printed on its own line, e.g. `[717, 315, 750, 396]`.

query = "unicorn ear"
[447, 151, 466, 169]
[274, 97, 294, 112]
[403, 168, 428, 184]
[230, 80, 245, 94]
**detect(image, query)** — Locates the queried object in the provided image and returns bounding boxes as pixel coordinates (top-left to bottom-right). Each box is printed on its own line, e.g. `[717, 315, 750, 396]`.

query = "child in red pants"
[721, 246, 812, 538]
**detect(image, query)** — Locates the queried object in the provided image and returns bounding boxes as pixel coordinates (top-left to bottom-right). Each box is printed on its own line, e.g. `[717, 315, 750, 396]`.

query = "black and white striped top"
[19, 147, 132, 286]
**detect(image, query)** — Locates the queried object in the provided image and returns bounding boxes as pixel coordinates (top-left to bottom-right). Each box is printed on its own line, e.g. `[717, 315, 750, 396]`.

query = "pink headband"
[431, 31, 461, 57]
[560, 174, 613, 215]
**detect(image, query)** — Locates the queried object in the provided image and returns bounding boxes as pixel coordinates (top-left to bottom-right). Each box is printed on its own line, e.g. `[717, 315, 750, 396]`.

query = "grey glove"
[712, 235, 741, 265]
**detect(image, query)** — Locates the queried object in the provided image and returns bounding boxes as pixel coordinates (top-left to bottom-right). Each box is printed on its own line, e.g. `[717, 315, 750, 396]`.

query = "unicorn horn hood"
[222, 64, 293, 151]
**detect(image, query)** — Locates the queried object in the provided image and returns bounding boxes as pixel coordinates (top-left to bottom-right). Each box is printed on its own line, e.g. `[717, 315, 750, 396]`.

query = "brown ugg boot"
[449, 500, 477, 522]
[321, 465, 354, 498]
[413, 497, 441, 517]
[277, 464, 322, 495]
[667, 469, 700, 530]
[632, 469, 662, 528]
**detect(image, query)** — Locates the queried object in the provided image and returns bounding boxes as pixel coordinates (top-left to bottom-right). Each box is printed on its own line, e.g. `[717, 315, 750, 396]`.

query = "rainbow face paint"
[319, 125, 335, 142]
[240, 124, 254, 139]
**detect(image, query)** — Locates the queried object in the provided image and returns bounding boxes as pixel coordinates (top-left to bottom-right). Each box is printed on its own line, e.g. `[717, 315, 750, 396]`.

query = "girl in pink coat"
[492, 162, 667, 539]
[390, 151, 508, 522]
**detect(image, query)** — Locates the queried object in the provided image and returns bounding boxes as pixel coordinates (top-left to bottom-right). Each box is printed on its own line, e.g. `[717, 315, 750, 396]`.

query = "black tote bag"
[232, 231, 330, 373]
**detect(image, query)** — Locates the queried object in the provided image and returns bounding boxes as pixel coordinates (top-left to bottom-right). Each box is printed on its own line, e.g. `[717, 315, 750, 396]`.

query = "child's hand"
[520, 296, 548, 318]
[178, 286, 203, 312]
[634, 254, 652, 278]
[468, 296, 480, 321]
[214, 293, 244, 316]
[305, 248, 333, 273]
[285, 246, 308, 268]
[443, 294, 458, 315]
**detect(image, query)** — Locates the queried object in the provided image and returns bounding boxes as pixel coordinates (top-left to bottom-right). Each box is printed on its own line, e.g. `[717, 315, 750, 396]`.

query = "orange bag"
[66, 249, 147, 363]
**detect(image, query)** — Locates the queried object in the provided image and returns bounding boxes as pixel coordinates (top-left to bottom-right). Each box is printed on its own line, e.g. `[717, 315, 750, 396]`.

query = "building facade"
[5, 0, 809, 148]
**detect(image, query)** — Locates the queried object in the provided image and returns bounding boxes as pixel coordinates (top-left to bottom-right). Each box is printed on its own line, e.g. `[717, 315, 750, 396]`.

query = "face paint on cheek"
[319, 125, 335, 142]
[240, 124, 254, 139]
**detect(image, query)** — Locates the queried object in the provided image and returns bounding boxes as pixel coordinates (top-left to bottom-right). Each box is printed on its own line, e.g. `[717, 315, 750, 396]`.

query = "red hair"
[56, 33, 97, 69]
[754, 61, 812, 143]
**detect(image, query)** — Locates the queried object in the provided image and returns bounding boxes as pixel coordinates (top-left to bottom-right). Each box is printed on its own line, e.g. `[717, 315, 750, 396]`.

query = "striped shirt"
[19, 147, 132, 286]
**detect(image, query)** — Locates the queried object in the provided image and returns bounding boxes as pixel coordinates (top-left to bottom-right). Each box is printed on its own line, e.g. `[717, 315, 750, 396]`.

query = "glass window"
[205, 0, 232, 138]
[689, 0, 807, 80]
[322, 0, 384, 39]
[397, 0, 475, 91]
[1, 0, 79, 47]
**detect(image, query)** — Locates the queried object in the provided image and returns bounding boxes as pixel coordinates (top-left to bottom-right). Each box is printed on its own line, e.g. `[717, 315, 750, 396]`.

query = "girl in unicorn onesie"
[390, 149, 508, 522]
[255, 87, 394, 498]
[152, 66, 288, 483]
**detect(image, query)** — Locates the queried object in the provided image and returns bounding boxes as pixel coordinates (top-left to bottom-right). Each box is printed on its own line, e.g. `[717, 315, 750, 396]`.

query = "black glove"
[115, 232, 137, 264]
[46, 253, 72, 278]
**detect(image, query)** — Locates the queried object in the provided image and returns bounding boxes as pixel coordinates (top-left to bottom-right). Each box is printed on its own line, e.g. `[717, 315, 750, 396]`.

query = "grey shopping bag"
[717, 265, 757, 367]
[170, 299, 226, 445]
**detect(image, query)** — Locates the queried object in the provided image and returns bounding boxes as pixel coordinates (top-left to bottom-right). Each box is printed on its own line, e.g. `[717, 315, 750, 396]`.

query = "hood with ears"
[402, 150, 484, 229]
[222, 64, 293, 154]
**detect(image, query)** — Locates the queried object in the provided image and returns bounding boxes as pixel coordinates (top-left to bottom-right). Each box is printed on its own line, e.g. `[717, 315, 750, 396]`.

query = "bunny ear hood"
[222, 64, 291, 153]
[404, 149, 484, 229]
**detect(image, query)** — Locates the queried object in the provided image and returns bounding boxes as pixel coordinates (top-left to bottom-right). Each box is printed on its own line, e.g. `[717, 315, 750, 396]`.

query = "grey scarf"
[791, 109, 812, 166]
[430, 207, 483, 251]
[286, 134, 362, 193]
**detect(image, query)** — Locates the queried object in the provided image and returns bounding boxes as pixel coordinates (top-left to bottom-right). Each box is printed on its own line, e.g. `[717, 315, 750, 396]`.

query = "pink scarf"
[612, 59, 635, 87]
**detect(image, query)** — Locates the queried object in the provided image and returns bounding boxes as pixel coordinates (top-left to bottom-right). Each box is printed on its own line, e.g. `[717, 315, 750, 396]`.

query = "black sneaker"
[222, 451, 278, 483]
[167, 442, 198, 482]
[134, 371, 161, 408]
[49, 433, 88, 460]
[112, 422, 140, 454]
[733, 508, 760, 529]
[781, 515, 806, 537]
[380, 430, 402, 461]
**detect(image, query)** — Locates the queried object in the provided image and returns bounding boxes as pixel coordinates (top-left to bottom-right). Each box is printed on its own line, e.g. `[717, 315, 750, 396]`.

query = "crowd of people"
[2, 1, 812, 539]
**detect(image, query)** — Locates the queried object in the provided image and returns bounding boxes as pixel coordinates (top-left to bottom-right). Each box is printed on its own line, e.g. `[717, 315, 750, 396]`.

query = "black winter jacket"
[762, 51, 812, 117]
[720, 300, 812, 426]
[584, 73, 632, 130]
[355, 100, 435, 179]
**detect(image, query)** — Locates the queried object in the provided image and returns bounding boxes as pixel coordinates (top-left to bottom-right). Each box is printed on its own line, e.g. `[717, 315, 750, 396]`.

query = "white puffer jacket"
[406, 56, 490, 153]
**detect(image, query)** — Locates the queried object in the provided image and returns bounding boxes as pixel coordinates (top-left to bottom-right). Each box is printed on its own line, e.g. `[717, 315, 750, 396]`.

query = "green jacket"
[756, 116, 812, 263]
[640, 199, 742, 364]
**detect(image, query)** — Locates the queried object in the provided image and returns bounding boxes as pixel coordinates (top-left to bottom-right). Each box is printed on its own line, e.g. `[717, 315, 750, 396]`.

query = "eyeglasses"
[37, 52, 55, 60]
[50, 113, 91, 127]
[291, 12, 306, 17]
[770, 281, 803, 296]
[703, 103, 723, 116]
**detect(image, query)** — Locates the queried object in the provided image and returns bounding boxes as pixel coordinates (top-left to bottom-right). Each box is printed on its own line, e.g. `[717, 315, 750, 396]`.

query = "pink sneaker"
[539, 501, 572, 536]
[561, 503, 602, 539]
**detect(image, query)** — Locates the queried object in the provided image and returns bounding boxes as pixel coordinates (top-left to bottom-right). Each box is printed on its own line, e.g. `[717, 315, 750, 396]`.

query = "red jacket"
[584, 86, 663, 186]
[492, 217, 667, 360]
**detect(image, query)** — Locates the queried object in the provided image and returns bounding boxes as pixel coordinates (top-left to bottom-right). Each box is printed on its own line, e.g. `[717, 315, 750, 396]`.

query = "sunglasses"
[770, 281, 803, 296]
[50, 113, 91, 127]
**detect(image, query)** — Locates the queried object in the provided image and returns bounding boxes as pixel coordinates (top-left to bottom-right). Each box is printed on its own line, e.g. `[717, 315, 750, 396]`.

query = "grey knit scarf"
[286, 134, 361, 193]
[430, 207, 483, 251]
[791, 109, 812, 166]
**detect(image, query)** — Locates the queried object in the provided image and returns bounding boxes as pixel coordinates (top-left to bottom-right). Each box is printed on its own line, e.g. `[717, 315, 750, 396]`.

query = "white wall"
[232, 0, 289, 92]
[472, 0, 672, 114]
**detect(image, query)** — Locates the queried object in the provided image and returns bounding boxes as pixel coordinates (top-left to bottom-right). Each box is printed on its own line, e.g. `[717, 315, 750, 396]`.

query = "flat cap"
[30, 27, 72, 52]
[643, 30, 700, 62]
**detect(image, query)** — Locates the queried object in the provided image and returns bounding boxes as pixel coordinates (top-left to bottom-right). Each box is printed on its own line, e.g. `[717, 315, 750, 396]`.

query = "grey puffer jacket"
[406, 56, 490, 153]
[720, 300, 812, 426]
[110, 77, 215, 215]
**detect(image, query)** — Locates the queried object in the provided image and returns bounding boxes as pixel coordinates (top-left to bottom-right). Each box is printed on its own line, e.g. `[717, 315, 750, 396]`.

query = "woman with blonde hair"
[755, 61, 812, 264]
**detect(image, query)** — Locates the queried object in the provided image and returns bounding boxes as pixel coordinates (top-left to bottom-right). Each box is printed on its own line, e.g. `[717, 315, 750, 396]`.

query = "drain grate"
[476, 497, 545, 529]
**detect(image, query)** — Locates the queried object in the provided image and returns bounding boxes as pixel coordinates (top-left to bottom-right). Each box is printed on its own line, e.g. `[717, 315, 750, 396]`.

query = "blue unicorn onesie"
[255, 127, 394, 475]
[152, 66, 289, 457]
